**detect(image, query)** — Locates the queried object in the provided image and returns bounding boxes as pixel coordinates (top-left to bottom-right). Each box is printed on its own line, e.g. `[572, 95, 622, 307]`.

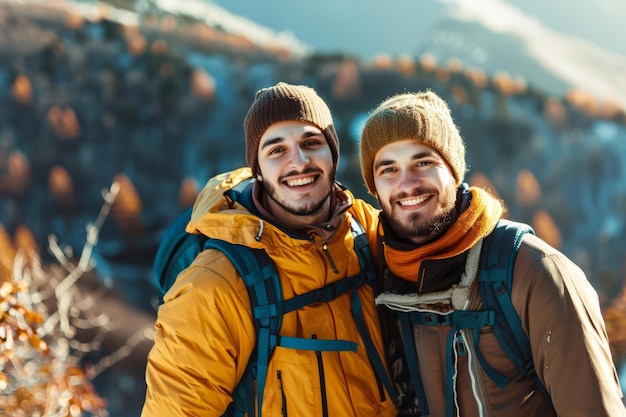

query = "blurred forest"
[0, 1, 625, 416]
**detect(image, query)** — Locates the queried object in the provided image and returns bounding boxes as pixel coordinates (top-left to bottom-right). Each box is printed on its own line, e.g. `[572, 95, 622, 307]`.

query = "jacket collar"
[231, 179, 352, 241]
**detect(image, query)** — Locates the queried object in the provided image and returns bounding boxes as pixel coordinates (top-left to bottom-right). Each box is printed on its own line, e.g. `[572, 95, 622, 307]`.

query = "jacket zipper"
[277, 370, 288, 417]
[313, 335, 329, 417]
[321, 241, 339, 274]
[463, 329, 490, 417]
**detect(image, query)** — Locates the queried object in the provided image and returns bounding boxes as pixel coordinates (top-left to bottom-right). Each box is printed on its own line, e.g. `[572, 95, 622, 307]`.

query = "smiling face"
[373, 139, 457, 244]
[256, 120, 335, 229]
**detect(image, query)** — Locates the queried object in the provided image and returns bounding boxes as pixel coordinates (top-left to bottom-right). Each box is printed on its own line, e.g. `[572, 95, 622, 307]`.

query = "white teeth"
[400, 195, 429, 206]
[286, 176, 315, 186]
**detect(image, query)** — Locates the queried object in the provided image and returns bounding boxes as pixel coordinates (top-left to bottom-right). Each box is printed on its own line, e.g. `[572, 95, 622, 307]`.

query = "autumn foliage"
[0, 182, 151, 417]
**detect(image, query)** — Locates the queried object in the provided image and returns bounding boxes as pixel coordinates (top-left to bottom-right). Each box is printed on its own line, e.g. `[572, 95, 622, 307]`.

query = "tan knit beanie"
[244, 82, 339, 175]
[360, 91, 466, 194]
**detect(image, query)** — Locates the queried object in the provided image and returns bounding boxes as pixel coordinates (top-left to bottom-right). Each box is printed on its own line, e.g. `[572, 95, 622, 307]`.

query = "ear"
[253, 166, 263, 182]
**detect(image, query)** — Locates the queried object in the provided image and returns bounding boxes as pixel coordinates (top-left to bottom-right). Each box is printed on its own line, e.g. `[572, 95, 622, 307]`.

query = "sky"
[207, 0, 626, 59]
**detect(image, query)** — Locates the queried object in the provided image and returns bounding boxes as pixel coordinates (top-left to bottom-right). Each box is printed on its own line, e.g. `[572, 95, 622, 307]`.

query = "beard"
[262, 168, 335, 217]
[386, 209, 454, 242]
[381, 185, 457, 243]
[266, 185, 332, 217]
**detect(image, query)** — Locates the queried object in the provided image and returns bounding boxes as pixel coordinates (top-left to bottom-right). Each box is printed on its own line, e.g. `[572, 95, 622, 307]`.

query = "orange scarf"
[384, 187, 504, 282]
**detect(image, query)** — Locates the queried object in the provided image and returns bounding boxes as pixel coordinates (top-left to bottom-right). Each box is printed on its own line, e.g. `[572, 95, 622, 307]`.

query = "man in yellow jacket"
[141, 82, 398, 416]
[359, 90, 626, 416]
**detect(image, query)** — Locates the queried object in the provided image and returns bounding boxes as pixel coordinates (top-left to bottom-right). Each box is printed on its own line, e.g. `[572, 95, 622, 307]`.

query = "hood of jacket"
[186, 167, 267, 249]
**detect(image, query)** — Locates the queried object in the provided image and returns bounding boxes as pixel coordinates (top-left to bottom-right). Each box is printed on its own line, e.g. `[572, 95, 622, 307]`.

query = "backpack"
[152, 180, 397, 417]
[395, 219, 552, 417]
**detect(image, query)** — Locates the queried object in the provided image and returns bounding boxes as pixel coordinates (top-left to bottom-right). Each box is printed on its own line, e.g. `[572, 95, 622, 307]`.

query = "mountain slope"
[209, 0, 626, 107]
[153, 0, 311, 56]
[432, 0, 626, 106]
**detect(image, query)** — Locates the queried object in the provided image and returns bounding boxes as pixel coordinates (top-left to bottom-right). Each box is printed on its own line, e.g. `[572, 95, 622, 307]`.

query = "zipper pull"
[321, 241, 339, 274]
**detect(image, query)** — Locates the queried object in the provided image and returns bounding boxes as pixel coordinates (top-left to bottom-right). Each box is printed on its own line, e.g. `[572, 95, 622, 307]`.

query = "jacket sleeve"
[141, 251, 255, 417]
[513, 235, 626, 417]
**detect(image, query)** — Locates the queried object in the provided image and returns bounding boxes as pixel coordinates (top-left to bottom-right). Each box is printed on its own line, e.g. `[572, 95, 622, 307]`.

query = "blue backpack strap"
[351, 281, 398, 403]
[397, 312, 430, 416]
[201, 239, 279, 417]
[228, 366, 253, 417]
[281, 271, 372, 312]
[349, 217, 398, 403]
[350, 218, 373, 280]
[479, 219, 552, 402]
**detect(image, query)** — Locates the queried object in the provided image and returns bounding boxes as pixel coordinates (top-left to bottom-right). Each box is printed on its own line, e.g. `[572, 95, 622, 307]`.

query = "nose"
[288, 147, 310, 167]
[399, 169, 420, 189]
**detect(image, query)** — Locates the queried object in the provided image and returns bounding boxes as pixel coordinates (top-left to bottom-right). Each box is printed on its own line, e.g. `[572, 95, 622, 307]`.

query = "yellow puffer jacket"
[142, 168, 397, 417]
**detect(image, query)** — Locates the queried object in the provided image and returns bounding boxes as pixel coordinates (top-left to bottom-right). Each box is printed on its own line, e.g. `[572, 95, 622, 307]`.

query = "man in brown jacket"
[358, 90, 626, 417]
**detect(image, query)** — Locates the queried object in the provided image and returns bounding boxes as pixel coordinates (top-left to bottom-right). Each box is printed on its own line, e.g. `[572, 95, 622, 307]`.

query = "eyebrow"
[260, 136, 284, 151]
[302, 130, 323, 139]
[374, 151, 434, 171]
[260, 130, 324, 151]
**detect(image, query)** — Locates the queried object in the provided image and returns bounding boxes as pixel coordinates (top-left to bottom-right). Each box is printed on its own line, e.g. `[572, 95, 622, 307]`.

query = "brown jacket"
[384, 233, 625, 417]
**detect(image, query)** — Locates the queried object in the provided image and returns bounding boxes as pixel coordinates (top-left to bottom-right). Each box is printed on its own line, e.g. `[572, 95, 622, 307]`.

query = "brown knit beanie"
[359, 91, 466, 195]
[244, 82, 339, 175]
